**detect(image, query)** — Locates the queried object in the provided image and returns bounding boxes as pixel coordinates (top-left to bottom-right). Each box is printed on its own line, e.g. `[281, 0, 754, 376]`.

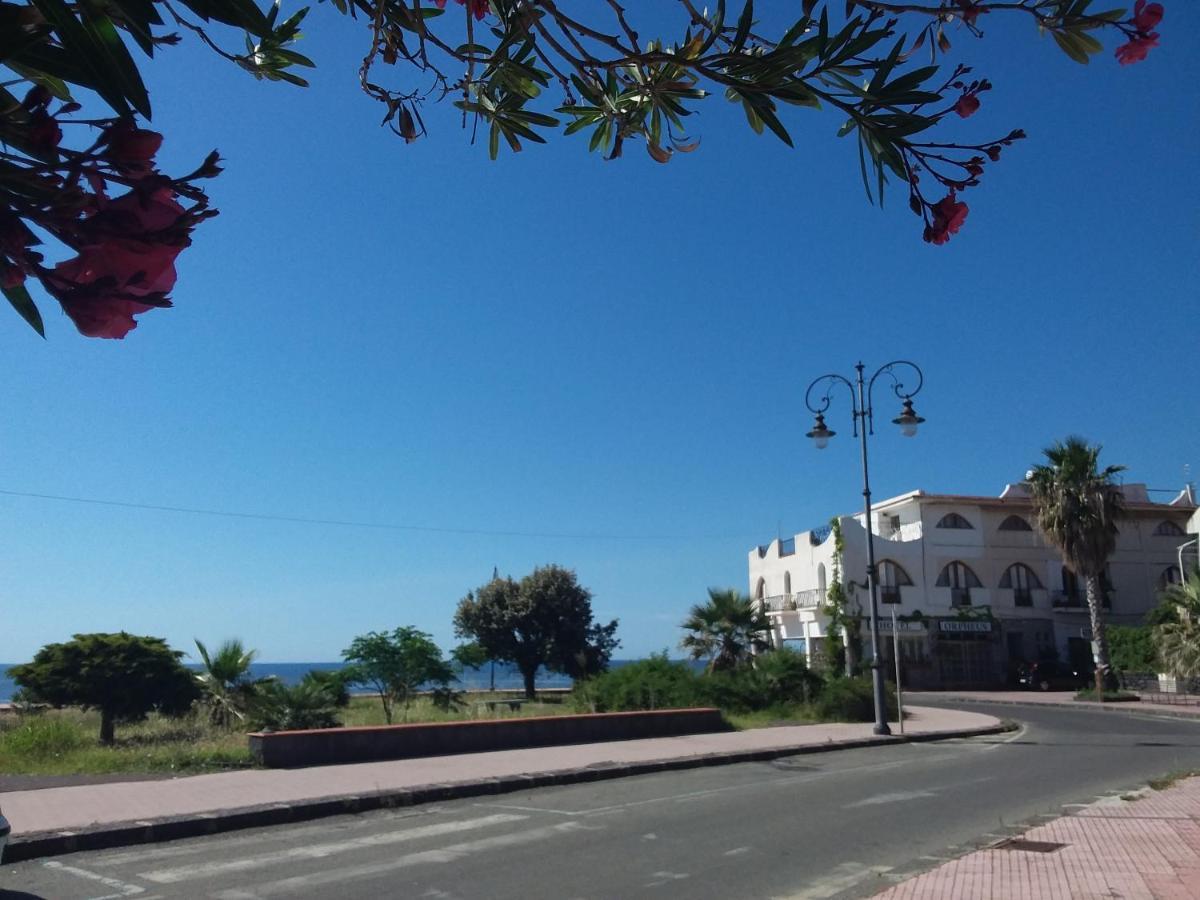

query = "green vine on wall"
[819, 517, 862, 674]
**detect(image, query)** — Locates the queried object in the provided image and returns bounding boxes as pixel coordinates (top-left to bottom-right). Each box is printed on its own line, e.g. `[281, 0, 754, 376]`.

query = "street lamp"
[804, 361, 926, 737]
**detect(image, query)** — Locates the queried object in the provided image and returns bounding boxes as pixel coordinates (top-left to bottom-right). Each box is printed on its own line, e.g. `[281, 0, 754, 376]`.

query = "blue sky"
[3, 5, 1197, 663]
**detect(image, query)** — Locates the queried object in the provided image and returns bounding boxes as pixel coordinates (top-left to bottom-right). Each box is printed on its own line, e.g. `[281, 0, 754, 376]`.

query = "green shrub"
[575, 653, 703, 712]
[812, 677, 896, 723]
[752, 647, 823, 706]
[249, 680, 342, 731]
[1108, 626, 1157, 676]
[1, 715, 89, 757]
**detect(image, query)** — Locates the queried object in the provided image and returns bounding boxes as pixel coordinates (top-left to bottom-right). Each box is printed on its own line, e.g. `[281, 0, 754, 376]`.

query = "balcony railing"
[762, 589, 825, 612]
[1051, 590, 1111, 610]
[880, 586, 901, 605]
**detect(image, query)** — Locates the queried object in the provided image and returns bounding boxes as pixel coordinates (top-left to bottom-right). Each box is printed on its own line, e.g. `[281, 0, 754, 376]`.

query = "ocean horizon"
[0, 659, 701, 703]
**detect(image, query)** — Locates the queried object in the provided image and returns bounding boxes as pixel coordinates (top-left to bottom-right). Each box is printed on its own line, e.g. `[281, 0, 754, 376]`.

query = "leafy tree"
[0, 0, 1169, 338]
[680, 587, 771, 673]
[193, 637, 272, 727]
[8, 632, 199, 744]
[342, 627, 456, 723]
[1027, 436, 1125, 695]
[1152, 569, 1200, 680]
[301, 668, 355, 708]
[455, 565, 619, 698]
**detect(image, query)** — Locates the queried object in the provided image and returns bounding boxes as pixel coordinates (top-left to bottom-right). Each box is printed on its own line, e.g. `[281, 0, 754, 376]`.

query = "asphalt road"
[3, 700, 1200, 900]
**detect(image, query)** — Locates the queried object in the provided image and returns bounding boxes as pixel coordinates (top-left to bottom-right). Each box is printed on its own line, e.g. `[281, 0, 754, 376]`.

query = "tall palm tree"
[194, 638, 270, 727]
[680, 588, 771, 672]
[1153, 569, 1200, 680]
[1027, 437, 1125, 696]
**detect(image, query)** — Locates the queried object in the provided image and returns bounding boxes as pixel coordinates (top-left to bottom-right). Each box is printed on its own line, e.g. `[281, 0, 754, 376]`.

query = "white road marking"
[644, 870, 690, 887]
[844, 789, 937, 808]
[724, 846, 751, 856]
[477, 751, 966, 817]
[41, 860, 146, 897]
[212, 820, 598, 899]
[138, 813, 527, 884]
[979, 724, 1028, 750]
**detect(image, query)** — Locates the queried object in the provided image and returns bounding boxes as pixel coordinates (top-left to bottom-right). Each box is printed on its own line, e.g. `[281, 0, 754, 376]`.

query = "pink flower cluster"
[1116, 1, 1163, 66]
[1, 91, 216, 339]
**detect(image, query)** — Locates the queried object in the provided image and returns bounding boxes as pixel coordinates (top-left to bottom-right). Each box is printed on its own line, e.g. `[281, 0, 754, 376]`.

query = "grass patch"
[0, 693, 580, 776]
[1147, 769, 1200, 792]
[1074, 688, 1140, 703]
[723, 705, 821, 730]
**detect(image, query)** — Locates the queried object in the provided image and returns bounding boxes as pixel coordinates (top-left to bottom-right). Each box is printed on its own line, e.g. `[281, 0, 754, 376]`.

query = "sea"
[0, 660, 692, 702]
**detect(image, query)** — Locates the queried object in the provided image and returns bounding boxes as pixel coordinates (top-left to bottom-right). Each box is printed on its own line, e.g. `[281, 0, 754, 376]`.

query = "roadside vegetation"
[3, 571, 899, 778]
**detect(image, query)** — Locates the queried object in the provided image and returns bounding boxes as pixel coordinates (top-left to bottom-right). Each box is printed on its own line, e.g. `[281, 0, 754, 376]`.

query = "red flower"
[1133, 0, 1164, 33]
[953, 93, 981, 119]
[432, 0, 487, 20]
[104, 188, 186, 235]
[28, 111, 62, 153]
[924, 193, 969, 246]
[955, 1, 988, 26]
[1115, 32, 1159, 65]
[54, 291, 160, 339]
[101, 121, 164, 169]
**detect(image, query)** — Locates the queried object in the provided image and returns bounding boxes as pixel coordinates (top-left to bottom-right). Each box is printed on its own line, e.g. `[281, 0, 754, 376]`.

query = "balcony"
[1051, 590, 1110, 611]
[1013, 588, 1033, 607]
[762, 590, 825, 613]
[951, 587, 971, 607]
[880, 586, 901, 605]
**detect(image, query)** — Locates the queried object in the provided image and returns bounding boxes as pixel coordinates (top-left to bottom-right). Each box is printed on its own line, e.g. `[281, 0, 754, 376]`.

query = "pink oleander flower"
[953, 93, 981, 119]
[1133, 1, 1164, 33]
[101, 121, 164, 169]
[432, 0, 488, 21]
[924, 193, 969, 246]
[1115, 32, 1159, 65]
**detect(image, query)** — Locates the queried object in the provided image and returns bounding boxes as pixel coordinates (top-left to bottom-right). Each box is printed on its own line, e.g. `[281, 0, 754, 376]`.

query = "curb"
[926, 696, 1200, 723]
[4, 722, 1010, 863]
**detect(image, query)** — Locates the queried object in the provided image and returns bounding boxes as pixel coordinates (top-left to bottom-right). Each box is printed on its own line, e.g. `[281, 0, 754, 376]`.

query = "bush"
[575, 654, 703, 712]
[1108, 626, 1157, 677]
[249, 680, 342, 731]
[812, 677, 896, 723]
[752, 647, 823, 707]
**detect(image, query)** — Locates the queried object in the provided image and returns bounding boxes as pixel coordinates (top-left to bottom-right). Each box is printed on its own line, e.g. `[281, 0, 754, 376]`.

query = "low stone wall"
[248, 708, 728, 768]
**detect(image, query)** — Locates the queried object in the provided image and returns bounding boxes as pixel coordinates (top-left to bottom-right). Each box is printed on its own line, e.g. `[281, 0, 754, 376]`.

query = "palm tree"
[194, 638, 270, 727]
[1027, 437, 1125, 696]
[1153, 569, 1200, 680]
[680, 588, 771, 672]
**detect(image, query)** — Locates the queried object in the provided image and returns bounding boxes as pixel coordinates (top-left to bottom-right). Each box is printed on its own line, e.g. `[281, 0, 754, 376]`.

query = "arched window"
[1154, 520, 1185, 536]
[936, 561, 981, 606]
[1000, 563, 1043, 606]
[783, 571, 792, 597]
[937, 513, 974, 530]
[1158, 566, 1183, 590]
[755, 578, 765, 600]
[878, 560, 912, 605]
[998, 515, 1033, 532]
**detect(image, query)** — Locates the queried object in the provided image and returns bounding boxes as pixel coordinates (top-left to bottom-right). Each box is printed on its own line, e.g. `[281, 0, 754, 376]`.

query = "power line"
[0, 488, 748, 543]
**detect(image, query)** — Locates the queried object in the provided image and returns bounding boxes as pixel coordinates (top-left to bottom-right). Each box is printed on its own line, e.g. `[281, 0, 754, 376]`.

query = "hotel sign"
[938, 620, 993, 634]
[862, 619, 927, 633]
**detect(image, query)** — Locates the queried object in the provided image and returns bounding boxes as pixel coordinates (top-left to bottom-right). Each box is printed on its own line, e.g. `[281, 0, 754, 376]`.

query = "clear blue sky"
[3, 6, 1197, 663]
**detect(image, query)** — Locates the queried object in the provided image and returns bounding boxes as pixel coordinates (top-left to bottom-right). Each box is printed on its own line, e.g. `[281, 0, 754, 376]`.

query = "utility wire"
[0, 488, 750, 543]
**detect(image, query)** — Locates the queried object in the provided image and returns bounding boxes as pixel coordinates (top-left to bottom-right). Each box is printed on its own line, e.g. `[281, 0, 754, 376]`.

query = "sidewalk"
[1, 704, 1003, 861]
[875, 774, 1200, 899]
[909, 690, 1200, 719]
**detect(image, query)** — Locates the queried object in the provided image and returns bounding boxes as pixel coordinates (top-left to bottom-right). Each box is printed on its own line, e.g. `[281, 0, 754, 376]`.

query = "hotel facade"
[747, 482, 1197, 689]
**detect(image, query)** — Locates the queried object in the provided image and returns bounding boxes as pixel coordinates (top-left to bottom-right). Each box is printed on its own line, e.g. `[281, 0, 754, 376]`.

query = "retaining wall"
[248, 708, 728, 767]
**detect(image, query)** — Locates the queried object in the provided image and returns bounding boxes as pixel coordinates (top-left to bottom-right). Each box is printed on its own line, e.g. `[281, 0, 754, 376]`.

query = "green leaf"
[3, 282, 46, 337]
[178, 0, 272, 37]
[1051, 30, 1091, 65]
[732, 0, 754, 53]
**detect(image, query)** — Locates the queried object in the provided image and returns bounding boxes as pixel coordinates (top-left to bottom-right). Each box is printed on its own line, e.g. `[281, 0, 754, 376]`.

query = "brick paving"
[874, 776, 1200, 899]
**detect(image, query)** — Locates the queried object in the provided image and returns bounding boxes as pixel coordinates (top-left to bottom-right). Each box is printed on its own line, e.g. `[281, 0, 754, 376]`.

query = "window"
[1000, 563, 1043, 606]
[936, 561, 981, 606]
[936, 513, 974, 530]
[783, 572, 792, 597]
[998, 515, 1033, 532]
[878, 559, 913, 604]
[1158, 566, 1183, 590]
[1154, 520, 1185, 537]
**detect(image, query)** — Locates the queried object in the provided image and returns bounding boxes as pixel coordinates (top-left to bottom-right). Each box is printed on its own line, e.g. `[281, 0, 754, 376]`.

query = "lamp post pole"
[805, 361, 925, 737]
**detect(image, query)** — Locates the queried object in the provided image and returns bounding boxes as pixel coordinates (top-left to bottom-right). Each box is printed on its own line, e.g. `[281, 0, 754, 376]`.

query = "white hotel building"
[748, 482, 1197, 689]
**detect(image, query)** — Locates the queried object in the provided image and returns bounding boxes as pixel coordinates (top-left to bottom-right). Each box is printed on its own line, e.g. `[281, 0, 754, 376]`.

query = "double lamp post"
[803, 361, 926, 736]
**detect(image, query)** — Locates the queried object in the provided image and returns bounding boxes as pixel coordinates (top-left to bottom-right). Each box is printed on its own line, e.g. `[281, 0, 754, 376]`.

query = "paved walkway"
[2, 705, 1000, 856]
[909, 690, 1200, 718]
[875, 775, 1200, 899]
